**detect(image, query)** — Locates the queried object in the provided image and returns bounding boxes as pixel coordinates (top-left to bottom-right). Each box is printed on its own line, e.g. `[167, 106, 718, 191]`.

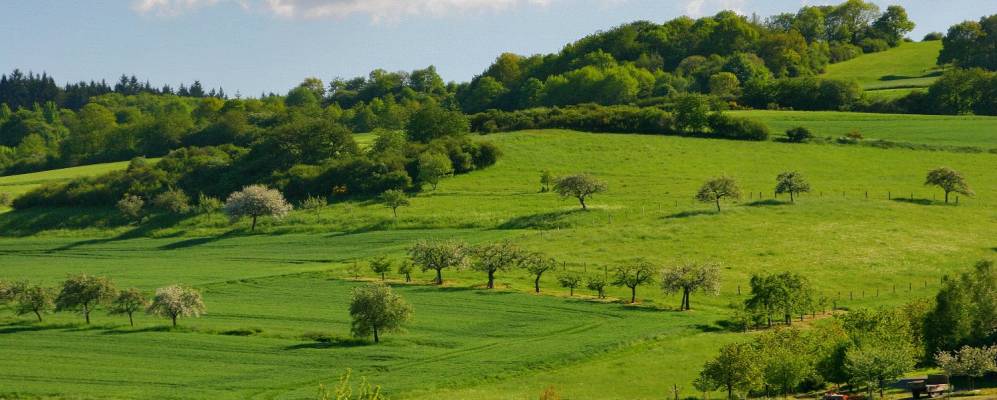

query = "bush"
[829, 43, 864, 63]
[117, 194, 144, 221]
[151, 188, 191, 214]
[923, 32, 943, 41]
[785, 127, 814, 143]
[707, 113, 770, 141]
[859, 38, 890, 53]
[299, 196, 326, 212]
[0, 192, 11, 207]
[194, 193, 222, 214]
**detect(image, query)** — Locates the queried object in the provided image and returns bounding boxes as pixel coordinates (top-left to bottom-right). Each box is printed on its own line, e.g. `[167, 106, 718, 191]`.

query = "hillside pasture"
[1, 129, 996, 399]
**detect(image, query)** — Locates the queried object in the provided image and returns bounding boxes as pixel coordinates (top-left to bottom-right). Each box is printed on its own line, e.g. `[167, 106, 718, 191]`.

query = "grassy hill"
[823, 41, 943, 97]
[0, 161, 140, 199]
[1, 126, 995, 399]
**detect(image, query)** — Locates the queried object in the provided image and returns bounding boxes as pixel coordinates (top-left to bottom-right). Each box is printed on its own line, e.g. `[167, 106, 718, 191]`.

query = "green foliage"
[379, 189, 409, 219]
[14, 284, 54, 322]
[775, 171, 811, 203]
[368, 257, 393, 281]
[612, 259, 655, 304]
[406, 103, 469, 143]
[556, 271, 583, 296]
[938, 15, 997, 70]
[109, 288, 149, 327]
[660, 262, 721, 310]
[924, 260, 997, 356]
[745, 272, 816, 327]
[925, 166, 973, 203]
[117, 194, 144, 222]
[152, 188, 191, 214]
[923, 32, 944, 41]
[520, 252, 556, 294]
[698, 342, 761, 400]
[784, 127, 814, 143]
[408, 239, 468, 285]
[417, 152, 453, 191]
[553, 174, 607, 211]
[299, 196, 327, 214]
[935, 345, 997, 390]
[396, 260, 414, 283]
[696, 177, 741, 212]
[348, 283, 413, 343]
[470, 241, 522, 289]
[55, 274, 117, 324]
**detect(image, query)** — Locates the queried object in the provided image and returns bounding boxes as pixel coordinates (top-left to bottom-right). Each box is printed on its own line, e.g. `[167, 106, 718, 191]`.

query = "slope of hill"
[0, 160, 145, 202]
[823, 41, 943, 97]
[1, 128, 994, 399]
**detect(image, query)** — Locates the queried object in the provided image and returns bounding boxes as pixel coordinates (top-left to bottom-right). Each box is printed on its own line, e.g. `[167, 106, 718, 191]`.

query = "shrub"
[117, 194, 144, 222]
[923, 32, 943, 41]
[299, 196, 327, 213]
[785, 127, 814, 143]
[829, 43, 863, 63]
[194, 193, 222, 214]
[707, 113, 770, 141]
[152, 188, 191, 214]
[0, 192, 12, 207]
[859, 38, 890, 53]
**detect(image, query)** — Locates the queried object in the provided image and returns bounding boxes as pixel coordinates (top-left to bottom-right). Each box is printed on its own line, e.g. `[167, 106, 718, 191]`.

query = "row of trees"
[0, 275, 204, 327]
[700, 259, 997, 399]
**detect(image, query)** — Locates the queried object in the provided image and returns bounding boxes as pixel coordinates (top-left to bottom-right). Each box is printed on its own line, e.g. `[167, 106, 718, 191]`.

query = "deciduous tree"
[223, 185, 293, 231]
[775, 171, 811, 203]
[349, 283, 412, 343]
[147, 285, 205, 327]
[470, 241, 522, 289]
[925, 167, 973, 204]
[369, 257, 393, 281]
[55, 274, 117, 324]
[520, 252, 556, 293]
[696, 177, 741, 212]
[408, 239, 468, 285]
[557, 271, 583, 296]
[661, 262, 721, 310]
[698, 342, 761, 400]
[14, 285, 53, 322]
[553, 174, 607, 211]
[380, 189, 409, 219]
[109, 288, 149, 327]
[612, 259, 656, 304]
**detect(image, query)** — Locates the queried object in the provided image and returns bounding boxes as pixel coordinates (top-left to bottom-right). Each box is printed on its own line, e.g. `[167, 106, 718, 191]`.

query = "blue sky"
[2, 0, 993, 96]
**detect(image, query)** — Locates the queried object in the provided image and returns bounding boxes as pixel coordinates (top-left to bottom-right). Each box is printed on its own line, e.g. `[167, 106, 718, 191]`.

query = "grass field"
[1, 126, 995, 399]
[731, 110, 997, 149]
[823, 41, 943, 95]
[0, 161, 143, 198]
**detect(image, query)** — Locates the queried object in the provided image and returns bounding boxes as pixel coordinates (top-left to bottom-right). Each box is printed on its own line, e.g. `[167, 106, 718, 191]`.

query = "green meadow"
[823, 41, 944, 96]
[2, 124, 996, 399]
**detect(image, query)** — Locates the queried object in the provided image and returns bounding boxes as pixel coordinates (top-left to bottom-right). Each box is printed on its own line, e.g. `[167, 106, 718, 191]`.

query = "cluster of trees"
[0, 275, 204, 327]
[11, 96, 499, 210]
[401, 239, 720, 307]
[471, 100, 770, 141]
[702, 259, 997, 399]
[457, 0, 913, 112]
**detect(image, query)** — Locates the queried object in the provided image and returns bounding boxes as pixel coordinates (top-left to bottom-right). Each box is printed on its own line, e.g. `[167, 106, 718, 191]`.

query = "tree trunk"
[380, 272, 385, 281]
[34, 309, 42, 322]
[128, 312, 134, 327]
[534, 275, 541, 293]
[683, 289, 691, 310]
[715, 197, 721, 212]
[945, 190, 950, 204]
[84, 303, 90, 324]
[171, 314, 177, 327]
[251, 215, 258, 231]
[569, 287, 574, 296]
[578, 196, 587, 210]
[405, 273, 411, 283]
[487, 270, 495, 289]
[727, 384, 733, 400]
[392, 207, 398, 219]
[630, 286, 637, 303]
[790, 191, 795, 203]
[373, 326, 380, 343]
[434, 268, 443, 285]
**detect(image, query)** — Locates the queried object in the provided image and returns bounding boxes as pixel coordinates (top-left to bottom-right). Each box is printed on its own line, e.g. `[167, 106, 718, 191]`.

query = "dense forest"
[1, 1, 996, 209]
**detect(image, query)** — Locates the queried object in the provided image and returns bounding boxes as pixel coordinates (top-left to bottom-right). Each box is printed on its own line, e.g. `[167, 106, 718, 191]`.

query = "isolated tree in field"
[696, 177, 741, 212]
[936, 345, 997, 390]
[380, 189, 409, 219]
[14, 285, 54, 322]
[471, 241, 522, 289]
[699, 342, 761, 400]
[775, 171, 811, 203]
[553, 174, 607, 210]
[117, 194, 144, 222]
[613, 260, 656, 304]
[349, 283, 412, 343]
[925, 167, 973, 204]
[397, 261, 414, 283]
[223, 185, 293, 231]
[109, 288, 149, 327]
[557, 271, 583, 296]
[587, 275, 608, 299]
[417, 152, 453, 190]
[520, 252, 556, 293]
[369, 257, 393, 281]
[147, 285, 205, 327]
[661, 262, 721, 310]
[407, 239, 468, 285]
[55, 274, 117, 324]
[539, 170, 554, 192]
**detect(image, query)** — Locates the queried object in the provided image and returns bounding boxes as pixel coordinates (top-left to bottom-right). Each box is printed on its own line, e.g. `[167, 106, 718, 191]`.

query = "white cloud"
[132, 0, 552, 20]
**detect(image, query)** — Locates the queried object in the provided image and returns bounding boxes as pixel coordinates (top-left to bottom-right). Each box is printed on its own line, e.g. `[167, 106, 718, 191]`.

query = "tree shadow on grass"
[664, 210, 715, 219]
[284, 338, 369, 350]
[744, 199, 792, 207]
[693, 323, 725, 333]
[497, 209, 582, 230]
[892, 198, 950, 206]
[157, 229, 243, 250]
